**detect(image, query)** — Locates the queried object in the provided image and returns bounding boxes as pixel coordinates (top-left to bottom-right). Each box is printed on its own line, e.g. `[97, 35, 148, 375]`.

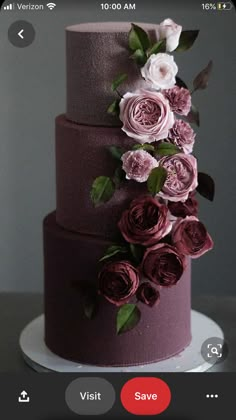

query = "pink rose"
[121, 150, 158, 183]
[158, 18, 182, 52]
[118, 196, 172, 246]
[168, 192, 198, 218]
[142, 243, 185, 286]
[157, 153, 198, 202]
[119, 89, 174, 144]
[98, 261, 139, 306]
[164, 86, 191, 116]
[136, 282, 160, 307]
[172, 216, 214, 258]
[141, 53, 178, 90]
[168, 120, 196, 154]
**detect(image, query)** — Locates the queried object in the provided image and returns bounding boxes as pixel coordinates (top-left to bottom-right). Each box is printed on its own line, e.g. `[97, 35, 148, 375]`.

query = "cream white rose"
[159, 18, 182, 52]
[141, 53, 178, 90]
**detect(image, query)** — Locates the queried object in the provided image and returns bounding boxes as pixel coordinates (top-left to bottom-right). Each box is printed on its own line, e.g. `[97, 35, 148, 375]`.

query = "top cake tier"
[66, 22, 159, 126]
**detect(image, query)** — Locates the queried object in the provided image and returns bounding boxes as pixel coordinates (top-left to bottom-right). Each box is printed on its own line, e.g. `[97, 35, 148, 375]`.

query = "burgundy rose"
[168, 192, 198, 218]
[98, 261, 139, 306]
[118, 196, 172, 246]
[168, 119, 196, 154]
[157, 153, 198, 202]
[164, 86, 191, 116]
[142, 243, 185, 286]
[136, 282, 160, 307]
[172, 216, 214, 258]
[119, 89, 174, 143]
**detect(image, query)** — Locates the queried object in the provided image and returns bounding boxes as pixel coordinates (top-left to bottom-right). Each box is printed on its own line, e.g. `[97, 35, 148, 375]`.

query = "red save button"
[120, 377, 171, 415]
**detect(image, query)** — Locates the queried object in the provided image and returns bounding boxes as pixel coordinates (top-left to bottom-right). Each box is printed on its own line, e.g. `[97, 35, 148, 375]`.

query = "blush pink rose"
[119, 89, 174, 144]
[164, 86, 191, 116]
[121, 150, 158, 183]
[158, 18, 182, 52]
[98, 261, 139, 306]
[172, 216, 214, 258]
[118, 196, 172, 246]
[141, 53, 178, 90]
[136, 282, 160, 307]
[168, 120, 196, 154]
[142, 243, 185, 286]
[157, 153, 198, 202]
[168, 192, 198, 218]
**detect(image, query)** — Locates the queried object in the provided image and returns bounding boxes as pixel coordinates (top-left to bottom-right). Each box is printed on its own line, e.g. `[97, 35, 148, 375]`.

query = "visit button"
[120, 377, 171, 415]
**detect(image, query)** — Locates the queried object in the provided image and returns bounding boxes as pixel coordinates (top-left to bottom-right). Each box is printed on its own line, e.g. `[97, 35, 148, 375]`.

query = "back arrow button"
[8, 21, 35, 48]
[18, 29, 24, 39]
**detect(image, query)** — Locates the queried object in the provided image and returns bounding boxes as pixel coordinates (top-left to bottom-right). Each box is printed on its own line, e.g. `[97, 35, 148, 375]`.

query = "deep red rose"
[142, 243, 185, 286]
[172, 216, 213, 258]
[98, 261, 139, 306]
[118, 196, 172, 246]
[168, 192, 198, 218]
[136, 282, 160, 307]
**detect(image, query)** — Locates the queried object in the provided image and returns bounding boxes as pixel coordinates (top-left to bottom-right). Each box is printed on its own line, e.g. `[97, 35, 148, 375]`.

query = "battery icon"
[217, 2, 233, 10]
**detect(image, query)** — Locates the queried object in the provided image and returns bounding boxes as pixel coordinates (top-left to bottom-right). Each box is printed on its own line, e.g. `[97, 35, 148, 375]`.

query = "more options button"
[65, 377, 115, 415]
[121, 377, 171, 416]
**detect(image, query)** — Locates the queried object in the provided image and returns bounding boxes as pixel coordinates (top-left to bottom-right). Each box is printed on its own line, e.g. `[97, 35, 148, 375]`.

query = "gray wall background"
[0, 0, 235, 294]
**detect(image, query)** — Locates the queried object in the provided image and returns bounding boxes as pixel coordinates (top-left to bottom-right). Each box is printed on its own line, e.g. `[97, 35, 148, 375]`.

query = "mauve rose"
[168, 192, 198, 218]
[98, 261, 139, 306]
[141, 53, 178, 90]
[118, 196, 172, 246]
[119, 89, 174, 144]
[121, 150, 158, 183]
[157, 153, 198, 202]
[142, 243, 185, 286]
[158, 18, 182, 52]
[164, 86, 191, 116]
[136, 282, 160, 307]
[168, 120, 196, 154]
[172, 216, 214, 258]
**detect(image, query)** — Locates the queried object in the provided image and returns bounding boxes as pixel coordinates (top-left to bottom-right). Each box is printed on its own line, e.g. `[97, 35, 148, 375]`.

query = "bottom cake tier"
[44, 212, 192, 366]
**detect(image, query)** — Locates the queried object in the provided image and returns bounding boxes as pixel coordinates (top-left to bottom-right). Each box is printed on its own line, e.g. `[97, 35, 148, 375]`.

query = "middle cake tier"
[56, 115, 146, 238]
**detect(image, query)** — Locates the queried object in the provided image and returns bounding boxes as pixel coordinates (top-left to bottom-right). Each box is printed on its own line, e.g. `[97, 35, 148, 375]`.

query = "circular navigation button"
[65, 377, 115, 416]
[8, 21, 35, 48]
[121, 377, 171, 416]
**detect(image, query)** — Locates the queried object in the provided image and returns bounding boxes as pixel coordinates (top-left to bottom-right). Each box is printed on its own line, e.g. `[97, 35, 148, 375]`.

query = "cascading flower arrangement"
[90, 19, 215, 335]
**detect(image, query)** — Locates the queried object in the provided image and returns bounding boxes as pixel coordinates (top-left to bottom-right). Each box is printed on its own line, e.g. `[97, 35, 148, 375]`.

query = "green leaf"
[116, 304, 141, 335]
[186, 104, 200, 127]
[111, 73, 128, 91]
[113, 166, 126, 188]
[147, 39, 166, 56]
[193, 60, 213, 91]
[197, 172, 215, 201]
[175, 30, 199, 52]
[133, 143, 155, 152]
[130, 48, 147, 65]
[155, 142, 181, 156]
[176, 76, 188, 90]
[107, 145, 124, 161]
[91, 176, 115, 207]
[147, 167, 168, 196]
[129, 243, 145, 264]
[129, 23, 150, 52]
[99, 244, 128, 262]
[107, 99, 120, 116]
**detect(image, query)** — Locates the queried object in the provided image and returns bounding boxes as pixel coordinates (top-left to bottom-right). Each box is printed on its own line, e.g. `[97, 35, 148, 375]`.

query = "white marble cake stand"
[19, 310, 223, 373]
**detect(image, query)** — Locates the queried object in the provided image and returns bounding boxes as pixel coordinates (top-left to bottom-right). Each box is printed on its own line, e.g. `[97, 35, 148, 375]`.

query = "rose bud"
[157, 153, 198, 202]
[136, 282, 160, 307]
[142, 243, 185, 286]
[168, 192, 198, 218]
[172, 216, 214, 258]
[118, 196, 172, 246]
[98, 261, 139, 306]
[119, 89, 174, 143]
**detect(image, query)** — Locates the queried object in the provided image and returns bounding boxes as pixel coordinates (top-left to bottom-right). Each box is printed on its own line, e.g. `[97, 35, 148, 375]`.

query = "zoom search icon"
[207, 343, 222, 358]
[201, 337, 228, 364]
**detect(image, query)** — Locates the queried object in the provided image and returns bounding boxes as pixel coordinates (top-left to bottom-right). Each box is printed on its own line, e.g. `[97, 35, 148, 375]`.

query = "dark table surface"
[0, 293, 235, 372]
